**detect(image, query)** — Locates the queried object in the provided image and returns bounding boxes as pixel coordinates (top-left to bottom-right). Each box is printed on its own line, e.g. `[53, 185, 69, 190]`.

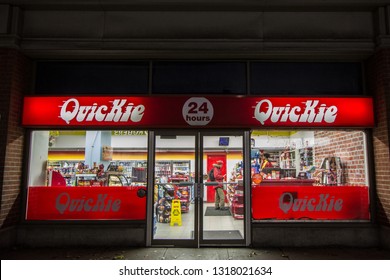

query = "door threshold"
[199, 244, 247, 247]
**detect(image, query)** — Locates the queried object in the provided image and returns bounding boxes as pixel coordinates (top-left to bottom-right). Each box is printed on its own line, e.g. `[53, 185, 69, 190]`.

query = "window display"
[251, 130, 370, 221]
[26, 130, 148, 220]
[25, 128, 370, 223]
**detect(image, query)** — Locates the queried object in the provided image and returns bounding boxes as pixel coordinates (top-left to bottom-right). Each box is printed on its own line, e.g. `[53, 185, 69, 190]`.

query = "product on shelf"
[299, 147, 314, 171]
[318, 156, 343, 186]
[170, 175, 191, 213]
[155, 174, 192, 223]
[156, 197, 172, 223]
[231, 180, 244, 220]
[108, 160, 148, 185]
[47, 160, 79, 186]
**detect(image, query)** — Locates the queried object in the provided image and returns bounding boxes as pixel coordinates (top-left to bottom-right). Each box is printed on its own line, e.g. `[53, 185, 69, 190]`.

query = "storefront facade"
[1, 0, 390, 248]
[21, 94, 374, 247]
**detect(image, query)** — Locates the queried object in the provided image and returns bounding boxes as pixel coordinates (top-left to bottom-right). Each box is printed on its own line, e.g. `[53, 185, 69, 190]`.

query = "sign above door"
[22, 96, 374, 128]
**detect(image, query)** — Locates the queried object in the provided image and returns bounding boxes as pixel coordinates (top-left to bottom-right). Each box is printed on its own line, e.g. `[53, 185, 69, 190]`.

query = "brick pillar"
[366, 48, 390, 228]
[0, 49, 32, 231]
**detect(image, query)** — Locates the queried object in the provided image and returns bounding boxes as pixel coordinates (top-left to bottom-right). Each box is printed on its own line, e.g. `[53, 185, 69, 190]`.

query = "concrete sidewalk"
[1, 246, 390, 260]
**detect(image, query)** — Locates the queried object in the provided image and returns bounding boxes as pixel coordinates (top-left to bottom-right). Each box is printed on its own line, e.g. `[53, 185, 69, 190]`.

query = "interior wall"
[314, 131, 367, 185]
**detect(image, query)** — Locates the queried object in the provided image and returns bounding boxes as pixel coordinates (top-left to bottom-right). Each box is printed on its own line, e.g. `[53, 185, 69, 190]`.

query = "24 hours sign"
[182, 97, 214, 126]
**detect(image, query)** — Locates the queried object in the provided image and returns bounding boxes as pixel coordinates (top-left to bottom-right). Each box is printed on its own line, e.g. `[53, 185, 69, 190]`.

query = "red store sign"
[22, 96, 374, 128]
[26, 187, 147, 220]
[252, 185, 369, 220]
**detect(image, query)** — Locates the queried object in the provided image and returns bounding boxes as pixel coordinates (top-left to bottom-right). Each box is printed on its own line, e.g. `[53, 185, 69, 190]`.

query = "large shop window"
[35, 62, 149, 94]
[250, 62, 363, 95]
[152, 61, 247, 94]
[26, 130, 148, 221]
[251, 130, 370, 221]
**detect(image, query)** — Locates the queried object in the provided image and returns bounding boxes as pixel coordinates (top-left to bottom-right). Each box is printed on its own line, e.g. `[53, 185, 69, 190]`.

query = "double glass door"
[151, 131, 246, 247]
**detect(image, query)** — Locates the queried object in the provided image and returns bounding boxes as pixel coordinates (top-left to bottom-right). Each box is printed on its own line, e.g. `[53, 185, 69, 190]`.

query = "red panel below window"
[252, 185, 369, 220]
[26, 186, 147, 220]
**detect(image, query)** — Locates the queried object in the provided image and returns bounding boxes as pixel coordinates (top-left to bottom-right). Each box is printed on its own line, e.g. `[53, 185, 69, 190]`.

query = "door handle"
[193, 183, 202, 199]
[203, 182, 218, 186]
[196, 183, 205, 199]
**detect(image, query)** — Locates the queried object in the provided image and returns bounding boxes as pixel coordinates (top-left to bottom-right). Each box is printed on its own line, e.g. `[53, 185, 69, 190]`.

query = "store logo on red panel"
[27, 187, 147, 220]
[59, 98, 146, 124]
[22, 96, 375, 128]
[254, 99, 338, 125]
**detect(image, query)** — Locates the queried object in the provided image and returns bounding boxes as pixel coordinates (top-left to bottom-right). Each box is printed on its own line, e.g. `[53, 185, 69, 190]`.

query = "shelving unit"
[231, 180, 244, 220]
[251, 148, 260, 174]
[169, 176, 191, 213]
[155, 183, 174, 223]
[155, 175, 191, 223]
[299, 147, 314, 171]
[279, 150, 297, 178]
[47, 160, 79, 186]
[155, 161, 171, 177]
[173, 162, 190, 174]
[155, 160, 191, 178]
[279, 150, 296, 169]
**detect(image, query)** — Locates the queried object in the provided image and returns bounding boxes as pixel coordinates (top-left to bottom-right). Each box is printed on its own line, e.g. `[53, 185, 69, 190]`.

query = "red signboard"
[26, 186, 147, 220]
[252, 185, 369, 220]
[22, 96, 374, 128]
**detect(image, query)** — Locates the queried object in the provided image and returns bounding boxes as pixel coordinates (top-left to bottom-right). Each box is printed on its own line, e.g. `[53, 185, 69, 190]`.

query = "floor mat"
[204, 206, 231, 216]
[192, 230, 243, 239]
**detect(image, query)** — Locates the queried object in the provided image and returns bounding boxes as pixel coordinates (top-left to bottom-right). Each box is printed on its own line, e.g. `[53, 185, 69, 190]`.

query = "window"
[152, 61, 247, 94]
[251, 130, 370, 221]
[26, 130, 148, 220]
[35, 62, 149, 94]
[250, 62, 363, 95]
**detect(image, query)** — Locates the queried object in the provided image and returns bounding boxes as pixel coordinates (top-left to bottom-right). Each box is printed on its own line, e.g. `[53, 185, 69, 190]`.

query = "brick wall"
[366, 48, 390, 226]
[0, 49, 32, 228]
[314, 131, 367, 186]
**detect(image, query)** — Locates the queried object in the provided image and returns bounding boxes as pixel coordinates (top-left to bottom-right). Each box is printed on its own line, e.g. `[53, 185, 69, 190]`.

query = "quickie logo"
[254, 99, 338, 125]
[59, 98, 145, 124]
[55, 192, 121, 214]
[279, 192, 343, 214]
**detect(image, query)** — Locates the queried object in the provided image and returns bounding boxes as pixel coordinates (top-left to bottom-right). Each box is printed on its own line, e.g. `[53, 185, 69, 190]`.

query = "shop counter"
[256, 179, 316, 187]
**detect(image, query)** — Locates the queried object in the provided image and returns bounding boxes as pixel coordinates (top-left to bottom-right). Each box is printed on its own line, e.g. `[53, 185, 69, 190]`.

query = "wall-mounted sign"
[22, 96, 375, 128]
[112, 131, 148, 136]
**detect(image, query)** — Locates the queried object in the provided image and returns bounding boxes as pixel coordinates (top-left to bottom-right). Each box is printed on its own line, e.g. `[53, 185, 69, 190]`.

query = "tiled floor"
[154, 202, 244, 240]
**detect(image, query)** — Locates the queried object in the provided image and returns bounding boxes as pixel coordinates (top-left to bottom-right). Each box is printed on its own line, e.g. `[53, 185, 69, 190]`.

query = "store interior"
[27, 129, 369, 237]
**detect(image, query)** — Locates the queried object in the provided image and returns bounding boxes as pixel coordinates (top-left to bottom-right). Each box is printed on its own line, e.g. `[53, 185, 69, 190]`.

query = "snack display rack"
[155, 175, 191, 223]
[231, 180, 244, 220]
[169, 176, 191, 213]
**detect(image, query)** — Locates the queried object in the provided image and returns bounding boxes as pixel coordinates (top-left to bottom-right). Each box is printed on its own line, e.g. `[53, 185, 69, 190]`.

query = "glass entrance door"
[151, 131, 245, 247]
[200, 132, 245, 245]
[152, 132, 197, 247]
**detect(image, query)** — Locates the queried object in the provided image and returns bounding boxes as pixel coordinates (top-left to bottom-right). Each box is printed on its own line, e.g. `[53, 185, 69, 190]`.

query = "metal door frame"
[146, 130, 251, 247]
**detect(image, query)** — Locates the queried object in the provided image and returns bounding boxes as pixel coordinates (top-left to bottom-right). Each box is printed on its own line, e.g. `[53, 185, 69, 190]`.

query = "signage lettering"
[279, 192, 343, 214]
[182, 97, 214, 126]
[55, 192, 121, 214]
[22, 96, 374, 128]
[59, 98, 145, 124]
[254, 99, 338, 125]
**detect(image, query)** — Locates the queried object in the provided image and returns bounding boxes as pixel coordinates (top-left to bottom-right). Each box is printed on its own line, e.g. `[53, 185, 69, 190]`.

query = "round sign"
[182, 97, 214, 126]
